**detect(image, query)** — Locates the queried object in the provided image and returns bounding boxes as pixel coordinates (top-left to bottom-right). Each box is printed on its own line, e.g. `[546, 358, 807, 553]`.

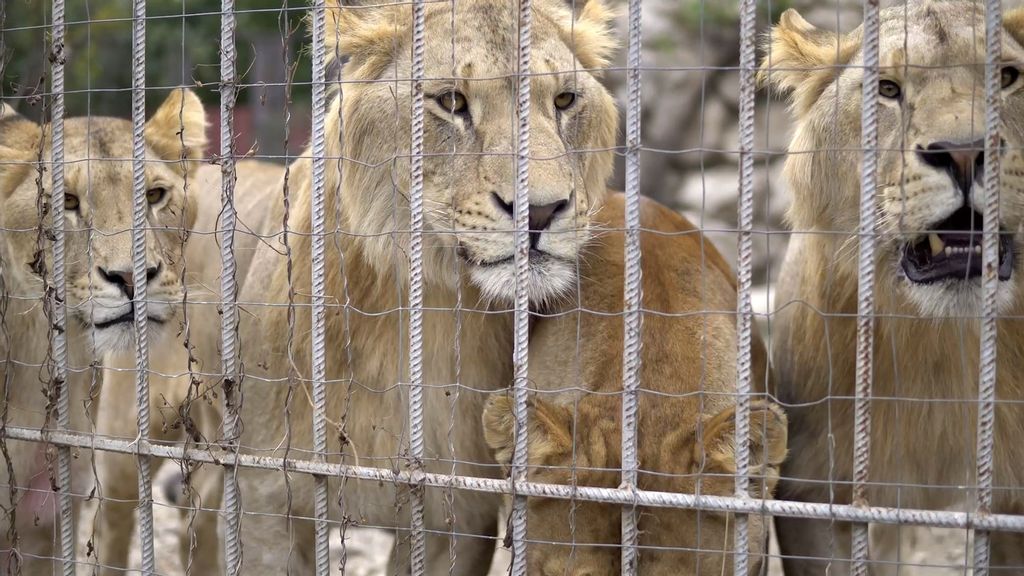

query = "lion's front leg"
[385, 487, 500, 576]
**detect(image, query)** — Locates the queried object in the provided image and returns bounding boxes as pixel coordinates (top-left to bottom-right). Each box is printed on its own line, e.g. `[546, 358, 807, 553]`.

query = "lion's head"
[762, 2, 1024, 317]
[323, 0, 618, 305]
[483, 396, 787, 574]
[0, 89, 207, 353]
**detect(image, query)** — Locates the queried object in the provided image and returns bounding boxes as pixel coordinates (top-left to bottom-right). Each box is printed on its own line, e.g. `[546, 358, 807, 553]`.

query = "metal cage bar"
[974, 1, 1003, 574]
[46, 1, 75, 572]
[619, 0, 643, 572]
[509, 0, 534, 574]
[307, 1, 331, 574]
[218, 0, 243, 572]
[11, 424, 1024, 533]
[129, 0, 157, 572]
[407, 0, 429, 572]
[852, 1, 881, 574]
[733, 0, 757, 572]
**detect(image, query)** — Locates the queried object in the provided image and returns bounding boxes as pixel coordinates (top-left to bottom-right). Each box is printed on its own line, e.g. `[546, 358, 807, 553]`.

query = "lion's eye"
[1002, 66, 1020, 89]
[146, 187, 167, 205]
[436, 91, 468, 115]
[554, 91, 577, 111]
[879, 79, 902, 100]
[64, 193, 80, 211]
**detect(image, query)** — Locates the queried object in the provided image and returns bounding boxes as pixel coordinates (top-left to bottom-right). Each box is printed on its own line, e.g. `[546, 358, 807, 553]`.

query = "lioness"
[764, 4, 1024, 573]
[483, 194, 786, 575]
[0, 89, 206, 574]
[228, 0, 618, 573]
[90, 159, 285, 575]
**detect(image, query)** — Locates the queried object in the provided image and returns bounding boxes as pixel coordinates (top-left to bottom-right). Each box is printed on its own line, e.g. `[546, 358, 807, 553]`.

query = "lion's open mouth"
[901, 207, 1015, 284]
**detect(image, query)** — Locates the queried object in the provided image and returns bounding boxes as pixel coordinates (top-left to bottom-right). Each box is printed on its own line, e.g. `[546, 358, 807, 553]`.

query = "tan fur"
[89, 159, 285, 575]
[765, 4, 1024, 573]
[0, 90, 207, 574]
[483, 194, 785, 574]
[225, 1, 619, 574]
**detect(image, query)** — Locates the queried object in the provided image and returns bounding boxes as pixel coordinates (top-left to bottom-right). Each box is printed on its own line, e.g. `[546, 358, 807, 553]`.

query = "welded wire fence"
[1, 0, 1024, 575]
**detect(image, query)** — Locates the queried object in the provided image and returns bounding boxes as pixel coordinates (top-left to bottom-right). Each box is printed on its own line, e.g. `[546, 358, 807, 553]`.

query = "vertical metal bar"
[407, 0, 428, 572]
[47, 1, 75, 572]
[619, 0, 643, 572]
[219, 0, 242, 573]
[974, 2, 1002, 574]
[733, 0, 756, 573]
[129, 0, 156, 572]
[510, 0, 533, 574]
[308, 1, 331, 574]
[852, 1, 881, 574]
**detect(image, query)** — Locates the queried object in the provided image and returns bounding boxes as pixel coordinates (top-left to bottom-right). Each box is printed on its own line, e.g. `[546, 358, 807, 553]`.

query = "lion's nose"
[916, 139, 985, 195]
[491, 193, 570, 249]
[97, 263, 161, 300]
[529, 199, 568, 233]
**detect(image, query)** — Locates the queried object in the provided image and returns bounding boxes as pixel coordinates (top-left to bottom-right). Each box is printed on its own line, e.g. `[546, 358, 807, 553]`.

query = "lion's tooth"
[929, 233, 945, 257]
[975, 244, 982, 254]
[945, 246, 953, 256]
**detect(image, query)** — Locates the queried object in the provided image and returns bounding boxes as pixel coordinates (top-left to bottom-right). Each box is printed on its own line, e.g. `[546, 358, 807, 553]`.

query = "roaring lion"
[0, 90, 207, 574]
[483, 193, 786, 575]
[227, 0, 618, 573]
[763, 3, 1024, 573]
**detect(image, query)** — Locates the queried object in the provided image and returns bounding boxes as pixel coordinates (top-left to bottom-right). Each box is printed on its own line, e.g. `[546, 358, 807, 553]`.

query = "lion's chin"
[468, 253, 577, 307]
[76, 310, 172, 357]
[900, 277, 1019, 319]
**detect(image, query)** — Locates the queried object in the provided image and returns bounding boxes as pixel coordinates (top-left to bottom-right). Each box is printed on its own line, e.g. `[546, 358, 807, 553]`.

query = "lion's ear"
[145, 89, 208, 171]
[483, 394, 573, 471]
[323, 0, 404, 78]
[692, 401, 788, 493]
[558, 0, 618, 71]
[1005, 8, 1024, 49]
[0, 110, 41, 198]
[759, 9, 858, 115]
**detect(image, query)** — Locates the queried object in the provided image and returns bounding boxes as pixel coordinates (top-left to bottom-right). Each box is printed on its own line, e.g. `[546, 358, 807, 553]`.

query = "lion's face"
[0, 90, 207, 354]
[765, 3, 1024, 317]
[483, 397, 787, 575]
[327, 0, 618, 305]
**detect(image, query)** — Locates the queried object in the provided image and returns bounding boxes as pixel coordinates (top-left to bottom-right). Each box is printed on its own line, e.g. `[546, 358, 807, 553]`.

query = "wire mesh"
[1, 0, 1023, 574]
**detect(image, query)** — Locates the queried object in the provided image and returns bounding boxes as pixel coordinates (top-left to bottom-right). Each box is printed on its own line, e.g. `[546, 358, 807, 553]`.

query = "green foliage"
[1, 0, 311, 118]
[672, 0, 795, 31]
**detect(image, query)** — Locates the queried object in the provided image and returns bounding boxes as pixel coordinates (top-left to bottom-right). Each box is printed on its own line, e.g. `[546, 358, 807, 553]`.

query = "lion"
[763, 3, 1024, 573]
[89, 158, 285, 575]
[0, 89, 207, 574]
[221, 0, 619, 573]
[483, 193, 786, 575]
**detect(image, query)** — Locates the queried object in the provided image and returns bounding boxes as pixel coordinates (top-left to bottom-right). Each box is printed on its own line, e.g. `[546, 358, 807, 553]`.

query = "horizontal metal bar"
[9, 425, 1024, 534]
